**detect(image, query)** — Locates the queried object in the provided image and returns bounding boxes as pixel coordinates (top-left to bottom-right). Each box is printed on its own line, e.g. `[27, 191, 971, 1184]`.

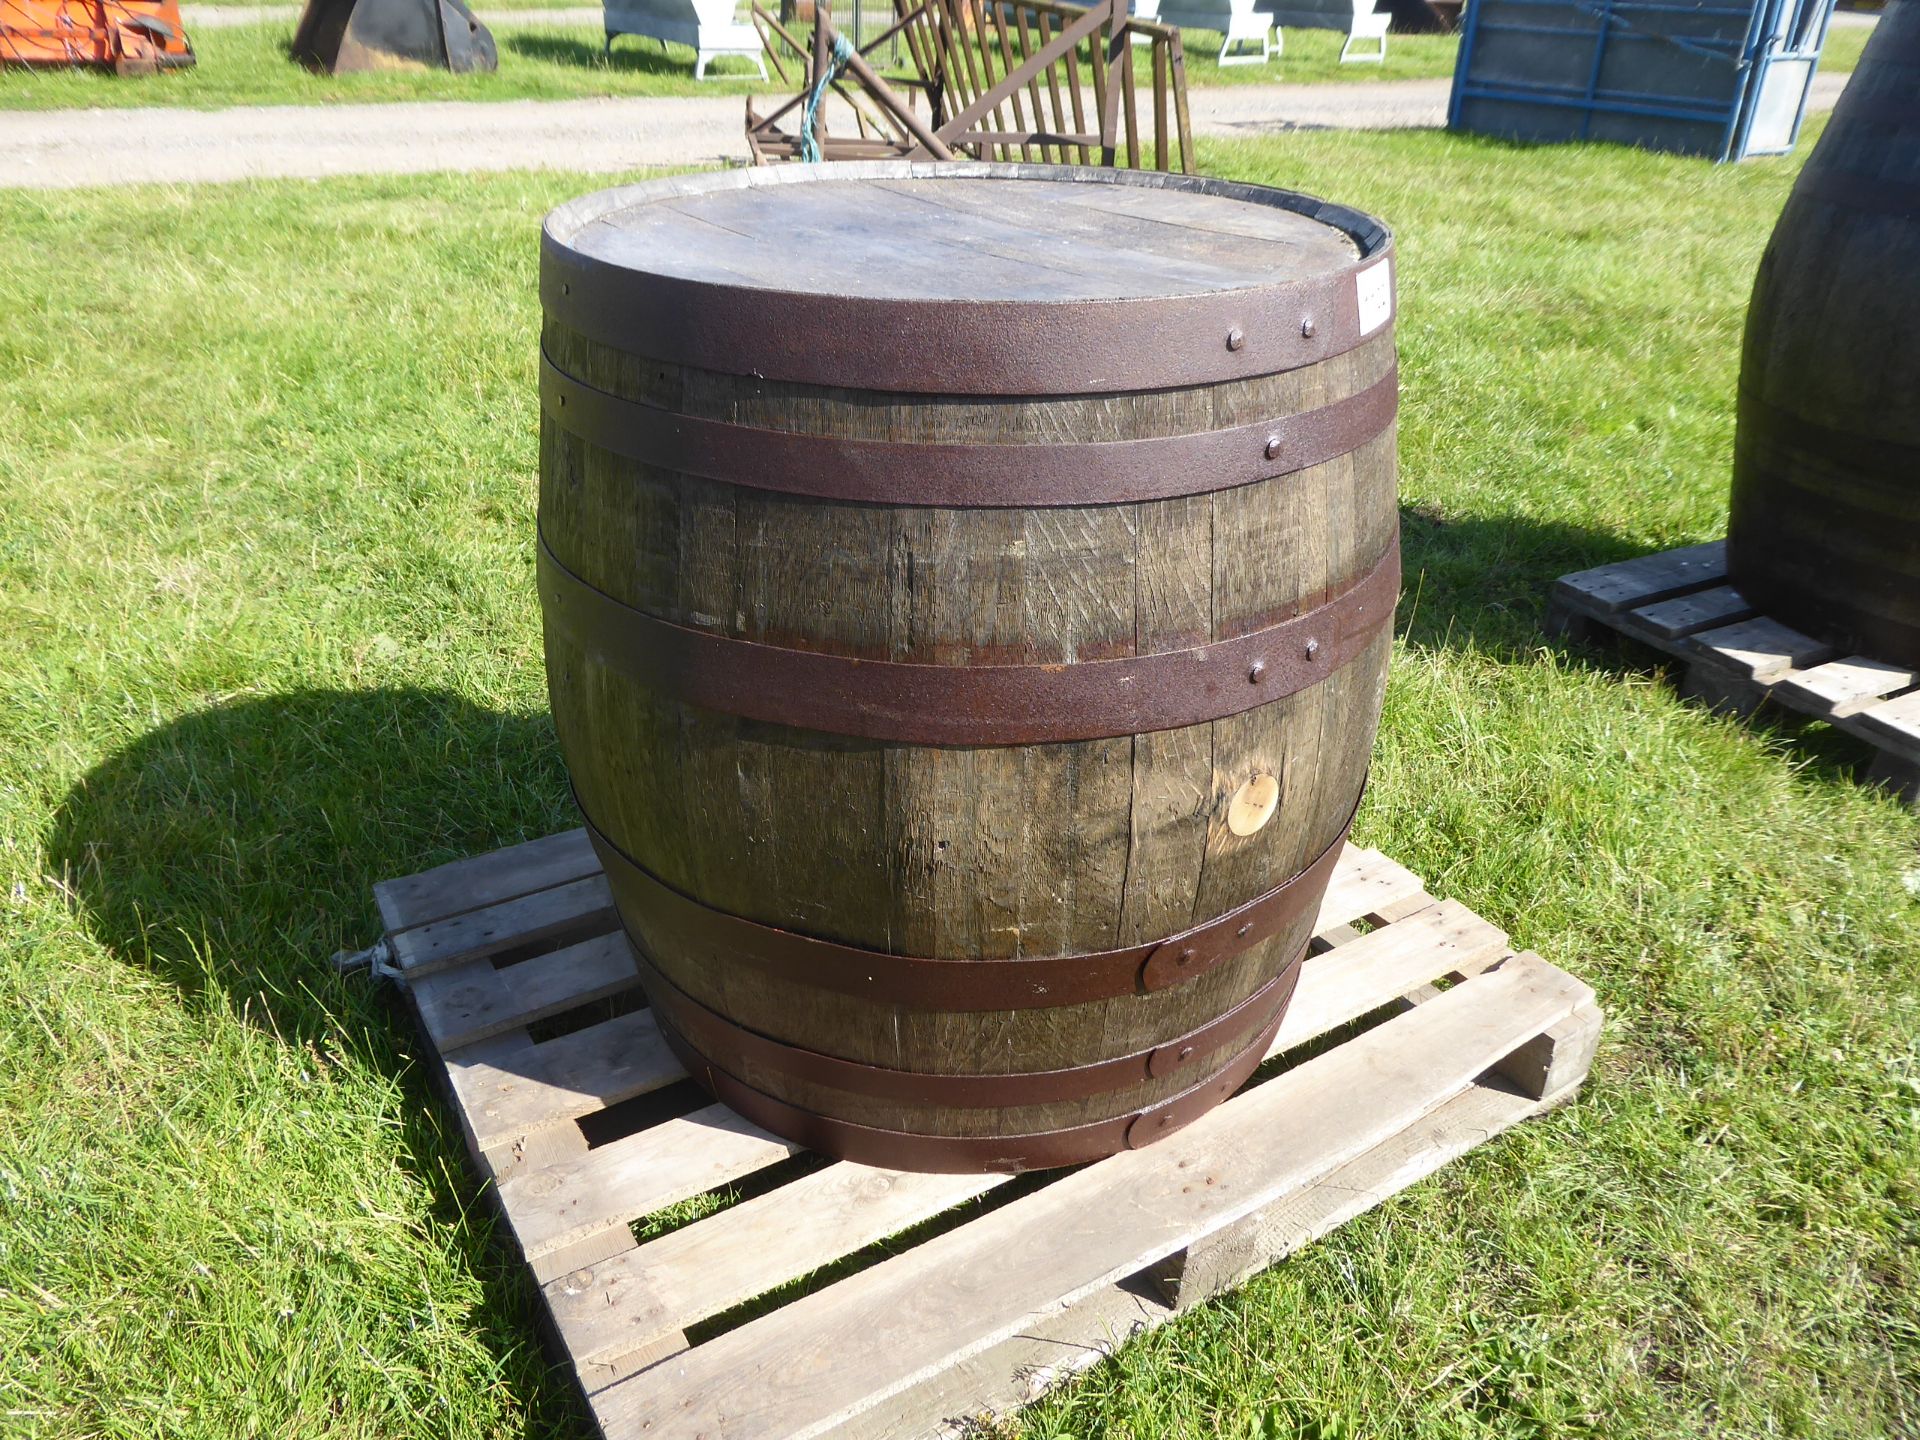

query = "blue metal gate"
[1448, 0, 1838, 160]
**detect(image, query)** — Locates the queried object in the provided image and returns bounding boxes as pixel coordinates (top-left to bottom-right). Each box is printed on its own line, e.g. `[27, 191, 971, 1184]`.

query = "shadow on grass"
[1398, 501, 1886, 789]
[49, 686, 571, 1040]
[46, 685, 594, 1435]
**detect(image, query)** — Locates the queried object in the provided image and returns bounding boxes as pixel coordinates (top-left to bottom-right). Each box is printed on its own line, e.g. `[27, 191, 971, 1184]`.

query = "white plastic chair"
[1216, 0, 1278, 65]
[1340, 0, 1388, 62]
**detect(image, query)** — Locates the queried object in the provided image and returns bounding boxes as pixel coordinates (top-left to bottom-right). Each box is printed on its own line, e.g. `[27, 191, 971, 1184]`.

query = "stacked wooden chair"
[746, 0, 1195, 171]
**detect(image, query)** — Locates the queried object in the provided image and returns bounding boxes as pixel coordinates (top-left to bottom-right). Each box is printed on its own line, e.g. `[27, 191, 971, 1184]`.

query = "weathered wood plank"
[411, 932, 640, 1055]
[590, 956, 1591, 1440]
[1270, 900, 1508, 1056]
[1774, 656, 1918, 721]
[551, 1166, 1009, 1391]
[497, 1104, 802, 1283]
[1550, 541, 1726, 618]
[374, 828, 599, 935]
[1685, 617, 1835, 684]
[1626, 584, 1755, 642]
[386, 874, 618, 978]
[1147, 1043, 1590, 1316]
[450, 1007, 682, 1158]
[1492, 993, 1604, 1102]
[1849, 688, 1920, 764]
[1313, 847, 1424, 931]
[830, 1278, 1170, 1440]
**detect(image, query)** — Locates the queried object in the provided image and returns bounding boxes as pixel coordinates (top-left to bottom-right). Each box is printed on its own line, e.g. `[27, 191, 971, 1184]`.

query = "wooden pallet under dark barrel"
[371, 829, 1601, 1440]
[1548, 541, 1920, 807]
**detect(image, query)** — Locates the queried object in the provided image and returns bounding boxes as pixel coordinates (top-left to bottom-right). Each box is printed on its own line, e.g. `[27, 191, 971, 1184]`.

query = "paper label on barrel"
[1356, 258, 1393, 335]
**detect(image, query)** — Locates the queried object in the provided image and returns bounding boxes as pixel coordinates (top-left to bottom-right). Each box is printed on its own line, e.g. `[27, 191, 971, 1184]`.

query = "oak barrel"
[1727, 2, 1920, 667]
[538, 164, 1400, 1173]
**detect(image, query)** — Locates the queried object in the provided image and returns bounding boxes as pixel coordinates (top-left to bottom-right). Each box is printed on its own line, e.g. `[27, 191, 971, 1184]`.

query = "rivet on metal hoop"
[1226, 328, 1246, 352]
[1305, 638, 1321, 661]
[1264, 436, 1283, 460]
[1301, 317, 1317, 338]
[1248, 660, 1267, 683]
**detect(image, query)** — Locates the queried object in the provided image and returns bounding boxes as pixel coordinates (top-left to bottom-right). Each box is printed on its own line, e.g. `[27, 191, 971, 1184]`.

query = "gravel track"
[0, 71, 1851, 190]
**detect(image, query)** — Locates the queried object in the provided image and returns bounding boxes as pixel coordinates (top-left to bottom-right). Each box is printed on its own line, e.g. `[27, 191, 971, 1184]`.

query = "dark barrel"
[1727, 2, 1920, 666]
[538, 164, 1400, 1173]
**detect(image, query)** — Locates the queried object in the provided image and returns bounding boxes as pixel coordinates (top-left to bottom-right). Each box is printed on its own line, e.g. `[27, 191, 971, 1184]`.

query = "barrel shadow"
[1397, 502, 1878, 784]
[46, 685, 591, 1436]
[1393, 498, 1649, 654]
[49, 687, 571, 1042]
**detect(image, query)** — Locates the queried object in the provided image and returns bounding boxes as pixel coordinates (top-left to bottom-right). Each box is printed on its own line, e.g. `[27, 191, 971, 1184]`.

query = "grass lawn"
[0, 21, 1451, 108]
[2, 116, 1917, 1436]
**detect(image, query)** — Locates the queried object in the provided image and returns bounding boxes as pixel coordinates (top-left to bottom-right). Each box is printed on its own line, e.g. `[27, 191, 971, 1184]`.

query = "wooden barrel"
[1727, 3, 1920, 667]
[538, 165, 1399, 1173]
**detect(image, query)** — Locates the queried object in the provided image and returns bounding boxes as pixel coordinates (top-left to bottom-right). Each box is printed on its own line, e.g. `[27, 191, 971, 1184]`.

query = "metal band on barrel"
[541, 354, 1398, 508]
[541, 165, 1394, 395]
[635, 946, 1303, 1108]
[580, 786, 1358, 1012]
[652, 997, 1289, 1173]
[541, 534, 1398, 746]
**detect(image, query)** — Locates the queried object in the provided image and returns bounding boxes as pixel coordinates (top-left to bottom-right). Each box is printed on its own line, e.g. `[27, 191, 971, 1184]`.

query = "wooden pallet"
[369, 830, 1602, 1440]
[1549, 541, 1920, 807]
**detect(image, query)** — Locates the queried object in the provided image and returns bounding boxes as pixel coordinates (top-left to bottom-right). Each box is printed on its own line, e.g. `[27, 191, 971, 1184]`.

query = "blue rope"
[800, 32, 857, 164]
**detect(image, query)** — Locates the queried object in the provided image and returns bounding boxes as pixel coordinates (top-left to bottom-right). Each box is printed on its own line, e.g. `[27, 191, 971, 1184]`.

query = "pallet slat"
[1686, 616, 1835, 684]
[501, 1104, 802, 1282]
[549, 1164, 1010, 1390]
[375, 828, 598, 934]
[1852, 688, 1920, 763]
[388, 873, 618, 977]
[1550, 540, 1725, 616]
[591, 957, 1592, 1440]
[449, 1008, 681, 1161]
[412, 931, 640, 1052]
[1548, 542, 1920, 805]
[1775, 658, 1918, 723]
[1269, 898, 1504, 1053]
[1627, 584, 1755, 641]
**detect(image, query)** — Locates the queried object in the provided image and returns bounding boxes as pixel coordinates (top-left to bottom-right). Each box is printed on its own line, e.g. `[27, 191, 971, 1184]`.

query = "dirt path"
[0, 72, 1851, 190]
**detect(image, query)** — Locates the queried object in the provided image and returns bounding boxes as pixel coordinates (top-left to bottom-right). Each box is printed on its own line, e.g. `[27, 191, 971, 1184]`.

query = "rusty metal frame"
[580, 786, 1359, 1010]
[542, 533, 1398, 745]
[743, 0, 1194, 172]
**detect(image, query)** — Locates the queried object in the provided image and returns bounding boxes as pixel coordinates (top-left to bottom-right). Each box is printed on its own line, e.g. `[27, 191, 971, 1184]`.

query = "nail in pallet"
[1549, 540, 1920, 808]
[369, 828, 1602, 1440]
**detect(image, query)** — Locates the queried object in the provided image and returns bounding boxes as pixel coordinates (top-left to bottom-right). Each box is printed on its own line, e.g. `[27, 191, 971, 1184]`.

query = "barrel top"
[542, 164, 1395, 394]
[556, 170, 1361, 304]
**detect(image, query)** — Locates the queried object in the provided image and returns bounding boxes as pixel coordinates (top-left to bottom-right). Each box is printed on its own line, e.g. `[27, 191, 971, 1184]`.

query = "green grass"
[0, 20, 1459, 108]
[2, 117, 1917, 1437]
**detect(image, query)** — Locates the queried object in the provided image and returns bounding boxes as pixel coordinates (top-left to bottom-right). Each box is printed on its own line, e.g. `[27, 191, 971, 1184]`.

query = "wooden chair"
[746, 0, 1195, 171]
